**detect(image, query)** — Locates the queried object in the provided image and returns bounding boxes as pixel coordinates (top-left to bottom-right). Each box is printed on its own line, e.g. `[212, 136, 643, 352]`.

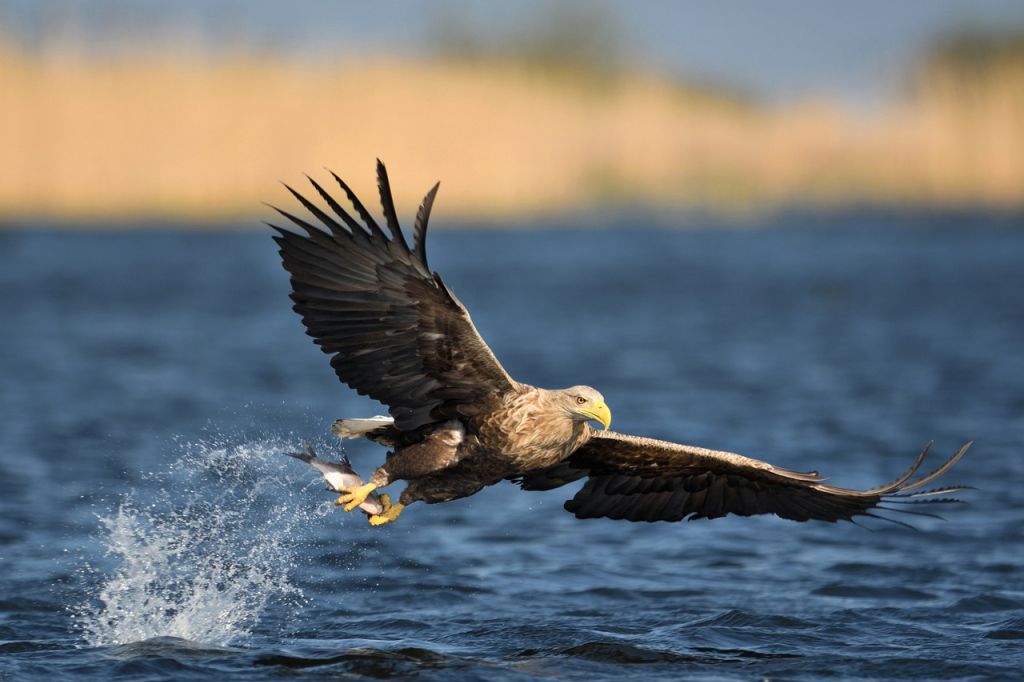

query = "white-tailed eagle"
[271, 162, 971, 527]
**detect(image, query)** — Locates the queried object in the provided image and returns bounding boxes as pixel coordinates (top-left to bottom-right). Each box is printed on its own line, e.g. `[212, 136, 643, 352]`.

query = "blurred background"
[2, 0, 1023, 223]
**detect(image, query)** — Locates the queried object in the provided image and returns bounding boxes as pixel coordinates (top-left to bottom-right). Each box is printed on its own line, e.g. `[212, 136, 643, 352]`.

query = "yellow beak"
[580, 401, 612, 430]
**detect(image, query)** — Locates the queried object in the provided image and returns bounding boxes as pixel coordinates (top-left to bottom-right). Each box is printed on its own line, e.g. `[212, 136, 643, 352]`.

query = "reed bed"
[1, 48, 1021, 222]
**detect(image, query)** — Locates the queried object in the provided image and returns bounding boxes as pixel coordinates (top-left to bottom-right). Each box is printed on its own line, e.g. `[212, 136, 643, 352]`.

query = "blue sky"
[4, 0, 1024, 102]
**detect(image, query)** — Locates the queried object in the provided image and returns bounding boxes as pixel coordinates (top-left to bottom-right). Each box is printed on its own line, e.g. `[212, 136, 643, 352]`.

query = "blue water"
[1, 212, 1022, 680]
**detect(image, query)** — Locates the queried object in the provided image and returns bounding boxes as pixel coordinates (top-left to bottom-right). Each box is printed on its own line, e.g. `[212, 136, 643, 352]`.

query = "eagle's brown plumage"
[272, 162, 972, 527]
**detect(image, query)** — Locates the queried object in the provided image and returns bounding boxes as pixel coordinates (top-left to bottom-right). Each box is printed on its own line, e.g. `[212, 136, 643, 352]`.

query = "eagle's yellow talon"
[369, 502, 405, 526]
[334, 483, 377, 512]
[378, 493, 393, 511]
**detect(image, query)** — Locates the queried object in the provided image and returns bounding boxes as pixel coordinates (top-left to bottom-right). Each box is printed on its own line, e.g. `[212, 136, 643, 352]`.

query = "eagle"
[270, 162, 971, 527]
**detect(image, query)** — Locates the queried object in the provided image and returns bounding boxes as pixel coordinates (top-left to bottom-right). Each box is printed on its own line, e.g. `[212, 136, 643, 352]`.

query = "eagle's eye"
[576, 396, 587, 405]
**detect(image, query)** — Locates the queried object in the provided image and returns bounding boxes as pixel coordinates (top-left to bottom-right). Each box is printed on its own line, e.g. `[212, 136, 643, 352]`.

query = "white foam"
[74, 437, 314, 648]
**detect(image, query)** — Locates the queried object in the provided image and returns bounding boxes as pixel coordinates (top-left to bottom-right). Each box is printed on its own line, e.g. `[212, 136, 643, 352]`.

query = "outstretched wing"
[270, 161, 516, 430]
[517, 431, 972, 525]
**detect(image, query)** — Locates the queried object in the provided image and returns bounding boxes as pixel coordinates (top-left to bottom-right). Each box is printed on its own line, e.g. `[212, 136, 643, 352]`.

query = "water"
[1, 211, 1023, 680]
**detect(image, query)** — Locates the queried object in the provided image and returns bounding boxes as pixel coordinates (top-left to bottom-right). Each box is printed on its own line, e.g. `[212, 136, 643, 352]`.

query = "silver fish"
[288, 445, 385, 515]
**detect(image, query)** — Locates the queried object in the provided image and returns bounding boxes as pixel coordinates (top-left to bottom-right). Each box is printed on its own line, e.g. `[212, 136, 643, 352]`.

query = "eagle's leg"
[366, 485, 429, 526]
[334, 483, 377, 512]
[368, 494, 406, 526]
[335, 467, 391, 512]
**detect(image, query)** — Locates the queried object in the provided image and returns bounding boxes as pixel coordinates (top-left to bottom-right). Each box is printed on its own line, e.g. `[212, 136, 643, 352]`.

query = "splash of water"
[74, 436, 329, 648]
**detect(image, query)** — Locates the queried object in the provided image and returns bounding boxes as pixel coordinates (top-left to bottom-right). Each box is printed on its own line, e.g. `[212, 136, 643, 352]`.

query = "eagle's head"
[560, 385, 612, 430]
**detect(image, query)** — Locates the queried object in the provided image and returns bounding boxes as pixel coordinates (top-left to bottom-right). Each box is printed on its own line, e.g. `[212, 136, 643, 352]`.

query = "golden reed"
[1, 48, 1021, 222]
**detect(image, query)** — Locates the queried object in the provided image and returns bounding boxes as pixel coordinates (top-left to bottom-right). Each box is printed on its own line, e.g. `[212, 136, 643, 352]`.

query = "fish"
[288, 445, 385, 515]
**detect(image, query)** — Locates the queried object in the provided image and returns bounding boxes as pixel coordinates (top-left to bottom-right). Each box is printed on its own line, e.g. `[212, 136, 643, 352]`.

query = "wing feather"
[517, 430, 971, 525]
[271, 164, 516, 431]
[413, 182, 441, 269]
[375, 159, 411, 253]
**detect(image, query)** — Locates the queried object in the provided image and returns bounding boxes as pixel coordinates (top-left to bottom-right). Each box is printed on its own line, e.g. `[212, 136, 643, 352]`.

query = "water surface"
[1, 213, 1022, 680]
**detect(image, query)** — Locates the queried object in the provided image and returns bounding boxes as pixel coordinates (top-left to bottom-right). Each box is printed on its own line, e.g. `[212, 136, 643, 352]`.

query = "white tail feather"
[332, 415, 395, 440]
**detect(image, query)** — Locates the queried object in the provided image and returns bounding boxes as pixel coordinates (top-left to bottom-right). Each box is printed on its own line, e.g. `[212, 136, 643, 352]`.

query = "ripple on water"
[811, 583, 937, 600]
[690, 609, 818, 630]
[517, 640, 802, 666]
[953, 594, 1023, 613]
[552, 641, 702, 664]
[254, 645, 464, 678]
[107, 636, 242, 660]
[985, 616, 1024, 640]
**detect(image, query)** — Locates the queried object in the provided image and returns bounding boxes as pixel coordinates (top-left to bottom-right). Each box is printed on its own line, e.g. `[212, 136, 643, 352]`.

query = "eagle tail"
[332, 416, 399, 446]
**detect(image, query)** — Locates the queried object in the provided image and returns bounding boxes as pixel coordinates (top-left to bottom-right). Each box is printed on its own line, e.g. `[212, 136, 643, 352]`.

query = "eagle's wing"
[517, 431, 971, 525]
[270, 161, 516, 430]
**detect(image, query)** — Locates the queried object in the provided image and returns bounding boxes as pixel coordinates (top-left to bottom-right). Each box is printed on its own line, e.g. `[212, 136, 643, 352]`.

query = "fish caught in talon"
[288, 446, 384, 516]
